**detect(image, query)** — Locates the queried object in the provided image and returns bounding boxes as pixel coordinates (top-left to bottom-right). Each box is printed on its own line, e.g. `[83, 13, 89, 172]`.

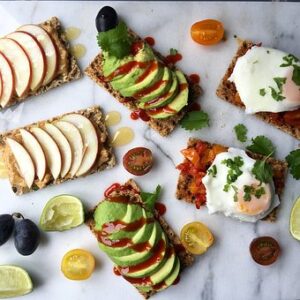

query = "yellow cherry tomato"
[190, 19, 224, 46]
[61, 249, 95, 280]
[180, 222, 214, 255]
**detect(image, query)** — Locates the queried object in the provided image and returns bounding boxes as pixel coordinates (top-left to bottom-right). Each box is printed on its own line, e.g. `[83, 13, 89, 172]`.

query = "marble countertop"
[0, 1, 299, 300]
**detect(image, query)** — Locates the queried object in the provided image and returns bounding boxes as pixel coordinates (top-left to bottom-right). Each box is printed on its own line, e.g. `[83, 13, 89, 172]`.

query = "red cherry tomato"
[123, 147, 153, 176]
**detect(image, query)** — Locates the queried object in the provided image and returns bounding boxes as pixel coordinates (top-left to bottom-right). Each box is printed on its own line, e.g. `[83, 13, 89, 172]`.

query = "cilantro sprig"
[141, 185, 161, 211]
[222, 156, 244, 192]
[180, 111, 209, 131]
[246, 136, 275, 157]
[234, 124, 248, 143]
[207, 165, 217, 178]
[269, 77, 286, 102]
[243, 185, 266, 201]
[251, 158, 273, 184]
[280, 54, 300, 86]
[286, 149, 300, 180]
[97, 21, 132, 58]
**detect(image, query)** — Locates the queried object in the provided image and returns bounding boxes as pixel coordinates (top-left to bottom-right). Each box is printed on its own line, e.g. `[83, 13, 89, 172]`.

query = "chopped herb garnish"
[234, 124, 248, 143]
[292, 64, 300, 86]
[246, 135, 275, 157]
[255, 187, 266, 198]
[170, 48, 178, 55]
[251, 159, 273, 184]
[208, 165, 217, 177]
[259, 88, 266, 96]
[269, 77, 286, 101]
[267, 50, 270, 54]
[232, 185, 238, 202]
[280, 54, 299, 67]
[222, 156, 244, 192]
[180, 111, 210, 131]
[285, 149, 300, 180]
[243, 185, 266, 201]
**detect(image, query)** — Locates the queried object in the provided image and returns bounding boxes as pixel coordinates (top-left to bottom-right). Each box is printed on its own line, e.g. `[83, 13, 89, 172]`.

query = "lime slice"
[0, 265, 33, 298]
[290, 196, 300, 241]
[40, 194, 84, 231]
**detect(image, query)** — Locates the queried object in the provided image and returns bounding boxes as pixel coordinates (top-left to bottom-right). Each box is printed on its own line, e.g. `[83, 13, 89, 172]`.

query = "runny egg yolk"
[282, 69, 300, 105]
[237, 183, 272, 216]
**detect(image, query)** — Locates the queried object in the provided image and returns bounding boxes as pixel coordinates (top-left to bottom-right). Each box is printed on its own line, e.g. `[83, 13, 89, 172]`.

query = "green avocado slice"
[119, 61, 164, 98]
[157, 256, 180, 291]
[137, 71, 179, 110]
[137, 67, 172, 103]
[148, 70, 189, 119]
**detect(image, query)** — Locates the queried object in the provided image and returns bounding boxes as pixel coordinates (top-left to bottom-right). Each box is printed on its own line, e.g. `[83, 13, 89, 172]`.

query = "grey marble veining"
[0, 2, 299, 300]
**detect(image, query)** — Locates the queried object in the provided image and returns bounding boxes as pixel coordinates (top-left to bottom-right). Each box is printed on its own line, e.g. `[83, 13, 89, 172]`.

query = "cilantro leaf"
[234, 124, 248, 143]
[292, 64, 300, 86]
[246, 136, 275, 157]
[286, 149, 300, 180]
[141, 185, 161, 211]
[97, 21, 132, 58]
[180, 111, 209, 131]
[251, 159, 273, 183]
[259, 88, 266, 96]
[208, 165, 217, 177]
[170, 48, 178, 55]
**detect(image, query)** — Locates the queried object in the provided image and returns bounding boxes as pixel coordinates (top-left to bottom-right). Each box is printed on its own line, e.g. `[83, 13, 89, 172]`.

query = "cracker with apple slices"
[86, 179, 194, 299]
[216, 40, 300, 140]
[176, 138, 287, 222]
[85, 29, 201, 137]
[0, 17, 81, 109]
[0, 106, 115, 195]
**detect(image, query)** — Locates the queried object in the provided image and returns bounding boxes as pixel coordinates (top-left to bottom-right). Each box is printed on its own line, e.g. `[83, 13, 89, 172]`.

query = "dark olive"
[0, 214, 14, 246]
[14, 214, 40, 256]
[96, 6, 118, 32]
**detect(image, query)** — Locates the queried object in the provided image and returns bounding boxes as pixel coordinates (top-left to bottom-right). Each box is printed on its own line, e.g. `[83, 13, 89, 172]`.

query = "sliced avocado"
[157, 256, 180, 292]
[138, 71, 179, 110]
[93, 200, 128, 231]
[109, 222, 162, 267]
[138, 67, 172, 103]
[148, 70, 189, 119]
[119, 61, 164, 98]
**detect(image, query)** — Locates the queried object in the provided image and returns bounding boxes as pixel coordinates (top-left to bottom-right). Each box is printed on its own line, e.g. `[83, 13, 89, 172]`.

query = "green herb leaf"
[222, 156, 244, 192]
[232, 185, 238, 202]
[141, 185, 162, 211]
[170, 48, 178, 55]
[255, 187, 266, 198]
[180, 111, 209, 131]
[292, 64, 300, 86]
[246, 135, 276, 157]
[251, 160, 273, 183]
[97, 21, 132, 58]
[273, 77, 286, 89]
[280, 54, 299, 67]
[286, 149, 300, 180]
[243, 185, 253, 201]
[269, 86, 285, 101]
[259, 88, 266, 96]
[234, 124, 248, 143]
[208, 165, 217, 177]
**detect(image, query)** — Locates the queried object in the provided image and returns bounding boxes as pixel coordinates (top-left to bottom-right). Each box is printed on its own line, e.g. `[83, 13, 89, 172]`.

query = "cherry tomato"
[250, 236, 280, 266]
[123, 147, 153, 176]
[191, 19, 224, 46]
[61, 249, 95, 280]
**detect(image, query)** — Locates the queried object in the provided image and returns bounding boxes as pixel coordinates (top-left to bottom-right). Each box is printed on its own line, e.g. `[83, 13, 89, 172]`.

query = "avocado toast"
[176, 138, 287, 222]
[85, 12, 201, 137]
[86, 180, 194, 299]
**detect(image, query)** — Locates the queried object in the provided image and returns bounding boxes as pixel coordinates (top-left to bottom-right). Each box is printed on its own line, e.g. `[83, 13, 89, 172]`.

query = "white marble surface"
[0, 1, 299, 300]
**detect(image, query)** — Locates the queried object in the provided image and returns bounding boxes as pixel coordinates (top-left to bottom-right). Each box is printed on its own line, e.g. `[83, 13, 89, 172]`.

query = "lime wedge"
[40, 194, 84, 231]
[0, 265, 33, 298]
[290, 196, 300, 241]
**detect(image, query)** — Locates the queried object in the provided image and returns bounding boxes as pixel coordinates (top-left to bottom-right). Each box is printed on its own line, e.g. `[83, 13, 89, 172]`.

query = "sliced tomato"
[181, 148, 200, 165]
[123, 147, 153, 176]
[191, 19, 224, 46]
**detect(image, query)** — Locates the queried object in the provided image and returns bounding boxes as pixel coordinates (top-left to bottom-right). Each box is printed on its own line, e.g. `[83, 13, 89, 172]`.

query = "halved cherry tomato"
[180, 222, 214, 255]
[191, 19, 224, 46]
[123, 147, 153, 176]
[61, 249, 95, 280]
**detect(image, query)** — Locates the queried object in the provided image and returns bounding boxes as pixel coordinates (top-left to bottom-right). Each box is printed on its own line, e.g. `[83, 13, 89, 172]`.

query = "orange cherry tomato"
[190, 19, 224, 46]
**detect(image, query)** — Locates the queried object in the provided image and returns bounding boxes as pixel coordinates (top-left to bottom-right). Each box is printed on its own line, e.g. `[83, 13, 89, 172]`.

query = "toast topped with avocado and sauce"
[86, 179, 194, 299]
[0, 106, 115, 195]
[0, 17, 81, 110]
[216, 41, 300, 140]
[85, 7, 201, 137]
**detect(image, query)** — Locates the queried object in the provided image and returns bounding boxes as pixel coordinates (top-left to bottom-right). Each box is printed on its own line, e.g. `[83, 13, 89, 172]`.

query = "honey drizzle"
[64, 27, 81, 41]
[111, 127, 134, 147]
[105, 111, 121, 127]
[70, 44, 86, 59]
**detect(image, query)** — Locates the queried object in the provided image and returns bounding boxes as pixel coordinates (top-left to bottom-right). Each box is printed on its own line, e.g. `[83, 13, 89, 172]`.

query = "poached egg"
[229, 46, 300, 114]
[202, 148, 279, 222]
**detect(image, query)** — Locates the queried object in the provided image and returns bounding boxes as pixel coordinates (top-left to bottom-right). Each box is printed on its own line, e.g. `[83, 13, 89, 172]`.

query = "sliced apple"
[6, 137, 35, 188]
[44, 123, 72, 178]
[17, 25, 57, 86]
[7, 31, 46, 92]
[0, 52, 14, 108]
[53, 121, 83, 177]
[61, 114, 99, 176]
[19, 129, 46, 181]
[30, 127, 61, 180]
[0, 38, 31, 98]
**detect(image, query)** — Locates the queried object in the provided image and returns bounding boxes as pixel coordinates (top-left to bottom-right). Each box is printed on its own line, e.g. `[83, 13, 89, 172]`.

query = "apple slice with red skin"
[17, 25, 58, 86]
[7, 31, 46, 92]
[31, 127, 62, 180]
[0, 51, 15, 108]
[0, 38, 31, 98]
[6, 137, 35, 188]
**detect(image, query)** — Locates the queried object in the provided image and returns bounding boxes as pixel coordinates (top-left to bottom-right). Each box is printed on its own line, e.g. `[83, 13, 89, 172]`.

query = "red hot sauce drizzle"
[189, 74, 200, 84]
[165, 52, 182, 65]
[154, 202, 166, 216]
[130, 109, 150, 122]
[113, 266, 121, 276]
[145, 36, 155, 46]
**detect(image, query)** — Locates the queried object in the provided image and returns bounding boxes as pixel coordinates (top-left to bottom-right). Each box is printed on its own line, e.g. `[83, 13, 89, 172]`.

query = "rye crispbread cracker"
[0, 106, 115, 195]
[176, 138, 287, 222]
[1, 17, 81, 110]
[85, 30, 201, 137]
[216, 40, 300, 140]
[86, 179, 194, 299]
